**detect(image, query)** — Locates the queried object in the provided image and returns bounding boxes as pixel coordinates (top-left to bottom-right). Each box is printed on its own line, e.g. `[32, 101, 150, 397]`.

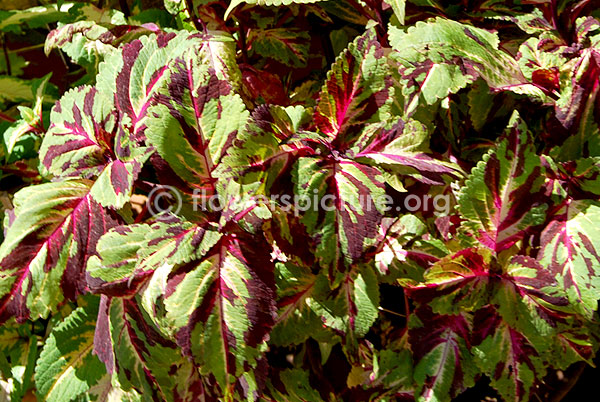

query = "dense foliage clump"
[1, 1, 600, 401]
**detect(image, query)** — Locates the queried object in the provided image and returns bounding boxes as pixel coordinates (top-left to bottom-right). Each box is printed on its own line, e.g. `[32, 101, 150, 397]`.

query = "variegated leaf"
[543, 157, 600, 200]
[34, 297, 107, 402]
[471, 306, 545, 402]
[294, 156, 387, 272]
[538, 200, 600, 317]
[87, 214, 222, 296]
[458, 113, 547, 252]
[248, 28, 310, 68]
[94, 296, 207, 402]
[97, 31, 241, 142]
[96, 32, 199, 139]
[314, 29, 392, 145]
[389, 18, 539, 115]
[227, 111, 453, 275]
[408, 247, 569, 323]
[553, 49, 600, 161]
[39, 86, 151, 208]
[409, 249, 590, 401]
[0, 180, 118, 323]
[145, 44, 249, 191]
[409, 308, 476, 401]
[374, 215, 449, 285]
[270, 262, 330, 346]
[139, 229, 276, 396]
[219, 104, 315, 194]
[354, 119, 458, 186]
[306, 265, 379, 342]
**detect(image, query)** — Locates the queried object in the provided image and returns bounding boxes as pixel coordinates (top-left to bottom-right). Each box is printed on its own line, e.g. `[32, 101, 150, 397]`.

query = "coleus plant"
[1, 0, 600, 401]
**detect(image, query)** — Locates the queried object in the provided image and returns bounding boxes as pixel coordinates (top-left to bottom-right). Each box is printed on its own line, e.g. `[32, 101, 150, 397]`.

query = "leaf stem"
[2, 34, 11, 76]
[184, 0, 203, 31]
[274, 9, 293, 29]
[118, 0, 130, 18]
[323, 26, 335, 67]
[5, 43, 45, 54]
[237, 19, 249, 64]
[346, 0, 375, 23]
[46, 24, 69, 70]
[404, 291, 411, 321]
[0, 112, 16, 123]
[134, 200, 149, 223]
[378, 306, 406, 317]
[549, 363, 586, 402]
[549, 0, 559, 33]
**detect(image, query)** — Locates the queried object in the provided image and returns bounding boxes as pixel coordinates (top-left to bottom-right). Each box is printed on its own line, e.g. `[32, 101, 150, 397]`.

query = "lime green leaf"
[34, 298, 107, 402]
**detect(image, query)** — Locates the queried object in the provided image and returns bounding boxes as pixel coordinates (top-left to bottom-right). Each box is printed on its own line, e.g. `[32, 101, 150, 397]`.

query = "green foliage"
[1, 1, 600, 401]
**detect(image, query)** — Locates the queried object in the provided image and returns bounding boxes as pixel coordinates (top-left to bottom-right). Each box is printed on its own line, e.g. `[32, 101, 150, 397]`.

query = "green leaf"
[34, 297, 107, 402]
[0, 319, 37, 401]
[0, 4, 66, 34]
[268, 368, 325, 402]
[384, 0, 405, 25]
[248, 28, 310, 67]
[1, 74, 53, 161]
[467, 79, 494, 132]
[307, 266, 380, 342]
[66, 3, 126, 24]
[389, 18, 538, 115]
[0, 76, 55, 105]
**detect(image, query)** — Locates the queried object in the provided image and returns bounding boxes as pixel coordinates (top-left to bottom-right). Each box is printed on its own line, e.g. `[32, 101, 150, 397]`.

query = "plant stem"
[7, 43, 45, 54]
[549, 363, 587, 402]
[118, 0, 130, 18]
[378, 306, 406, 317]
[274, 9, 293, 29]
[323, 26, 335, 67]
[2, 34, 11, 76]
[404, 291, 411, 321]
[346, 0, 375, 23]
[237, 19, 249, 64]
[46, 24, 69, 70]
[0, 112, 16, 123]
[184, 0, 203, 31]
